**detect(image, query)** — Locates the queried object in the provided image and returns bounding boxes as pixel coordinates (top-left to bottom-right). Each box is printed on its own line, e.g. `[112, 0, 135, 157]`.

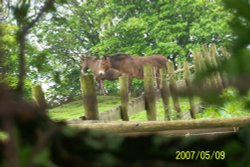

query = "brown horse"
[81, 56, 122, 95]
[98, 53, 169, 88]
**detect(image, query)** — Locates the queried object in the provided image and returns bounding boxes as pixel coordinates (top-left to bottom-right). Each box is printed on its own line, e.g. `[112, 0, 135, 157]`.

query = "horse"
[98, 53, 169, 89]
[80, 56, 122, 95]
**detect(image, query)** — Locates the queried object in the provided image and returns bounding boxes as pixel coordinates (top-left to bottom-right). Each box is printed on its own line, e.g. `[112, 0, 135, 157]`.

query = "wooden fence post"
[167, 61, 181, 119]
[221, 47, 230, 59]
[32, 84, 47, 112]
[220, 47, 230, 87]
[210, 44, 224, 89]
[160, 68, 170, 120]
[144, 64, 157, 121]
[193, 51, 211, 89]
[80, 75, 99, 120]
[202, 44, 220, 89]
[183, 62, 196, 119]
[119, 75, 129, 121]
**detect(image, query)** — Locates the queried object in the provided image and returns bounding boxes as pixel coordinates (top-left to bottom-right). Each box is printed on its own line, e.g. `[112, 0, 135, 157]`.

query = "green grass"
[49, 95, 198, 121]
[196, 88, 250, 118]
[130, 97, 193, 121]
[49, 91, 250, 121]
[196, 99, 250, 119]
[49, 96, 121, 121]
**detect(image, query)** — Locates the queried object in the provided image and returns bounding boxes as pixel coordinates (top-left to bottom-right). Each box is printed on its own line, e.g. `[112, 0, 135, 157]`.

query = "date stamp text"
[175, 151, 225, 160]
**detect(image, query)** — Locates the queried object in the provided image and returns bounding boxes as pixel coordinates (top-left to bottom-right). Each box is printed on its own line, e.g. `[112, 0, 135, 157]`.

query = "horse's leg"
[153, 67, 156, 89]
[152, 67, 158, 89]
[156, 69, 161, 89]
[128, 75, 132, 96]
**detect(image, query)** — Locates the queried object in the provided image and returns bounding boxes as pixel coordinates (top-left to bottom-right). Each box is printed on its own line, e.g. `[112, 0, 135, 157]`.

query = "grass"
[49, 95, 121, 121]
[196, 88, 250, 118]
[49, 95, 198, 121]
[49, 88, 250, 121]
[196, 99, 250, 119]
[129, 97, 193, 121]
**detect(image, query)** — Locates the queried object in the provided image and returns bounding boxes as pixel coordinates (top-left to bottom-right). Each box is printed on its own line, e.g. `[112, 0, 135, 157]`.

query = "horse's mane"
[109, 53, 132, 60]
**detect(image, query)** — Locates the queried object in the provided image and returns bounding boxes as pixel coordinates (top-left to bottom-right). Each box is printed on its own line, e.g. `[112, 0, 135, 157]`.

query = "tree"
[92, 0, 232, 63]
[9, 0, 57, 94]
[1, 0, 234, 104]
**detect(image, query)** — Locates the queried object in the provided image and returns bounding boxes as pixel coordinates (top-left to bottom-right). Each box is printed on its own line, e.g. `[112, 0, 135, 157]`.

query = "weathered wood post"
[167, 61, 181, 119]
[193, 51, 211, 88]
[119, 74, 129, 121]
[80, 75, 99, 120]
[202, 44, 220, 89]
[32, 84, 47, 112]
[210, 44, 224, 89]
[160, 68, 170, 120]
[144, 64, 157, 121]
[221, 47, 230, 59]
[202, 45, 216, 85]
[220, 47, 231, 87]
[183, 62, 196, 119]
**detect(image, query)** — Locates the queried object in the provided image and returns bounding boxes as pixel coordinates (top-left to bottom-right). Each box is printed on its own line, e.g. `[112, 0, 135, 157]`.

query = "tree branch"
[16, 0, 55, 94]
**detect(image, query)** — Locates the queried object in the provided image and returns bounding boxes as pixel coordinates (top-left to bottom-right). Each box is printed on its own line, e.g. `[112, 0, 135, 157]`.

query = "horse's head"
[96, 56, 111, 78]
[80, 56, 92, 75]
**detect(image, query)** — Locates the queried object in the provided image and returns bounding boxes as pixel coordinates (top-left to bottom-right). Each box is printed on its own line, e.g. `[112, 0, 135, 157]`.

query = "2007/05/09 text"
[176, 151, 225, 160]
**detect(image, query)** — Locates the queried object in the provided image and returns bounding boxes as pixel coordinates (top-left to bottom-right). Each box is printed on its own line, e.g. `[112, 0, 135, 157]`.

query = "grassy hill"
[49, 96, 121, 121]
[49, 93, 250, 121]
[49, 95, 196, 121]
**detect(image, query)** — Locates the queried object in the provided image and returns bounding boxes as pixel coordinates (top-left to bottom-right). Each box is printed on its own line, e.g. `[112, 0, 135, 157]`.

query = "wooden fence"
[31, 45, 244, 136]
[69, 116, 250, 133]
[77, 61, 196, 121]
[74, 44, 229, 122]
[32, 44, 229, 121]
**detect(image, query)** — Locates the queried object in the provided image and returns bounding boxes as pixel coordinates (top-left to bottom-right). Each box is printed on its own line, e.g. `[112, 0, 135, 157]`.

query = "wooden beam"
[68, 116, 250, 133]
[119, 127, 238, 137]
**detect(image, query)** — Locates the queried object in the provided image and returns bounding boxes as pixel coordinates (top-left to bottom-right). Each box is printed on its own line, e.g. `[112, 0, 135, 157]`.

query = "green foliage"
[92, 0, 232, 60]
[20, 146, 56, 167]
[1, 0, 235, 104]
[0, 23, 33, 98]
[0, 131, 9, 141]
[131, 79, 144, 96]
[221, 87, 238, 101]
[223, 0, 250, 52]
[27, 0, 233, 104]
[192, 0, 250, 108]
[0, 23, 19, 79]
[104, 80, 118, 94]
[196, 88, 250, 118]
[219, 0, 250, 80]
